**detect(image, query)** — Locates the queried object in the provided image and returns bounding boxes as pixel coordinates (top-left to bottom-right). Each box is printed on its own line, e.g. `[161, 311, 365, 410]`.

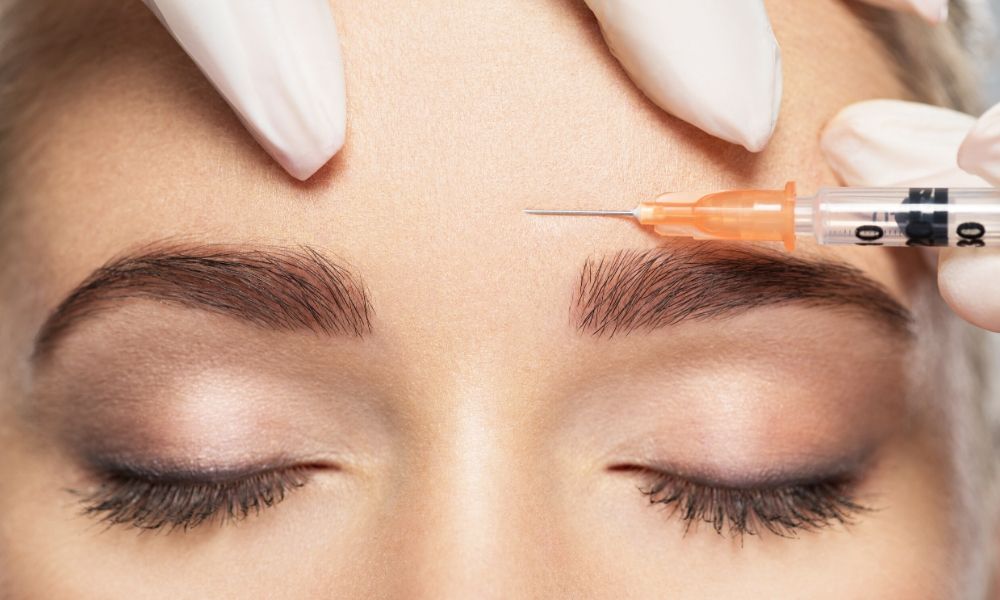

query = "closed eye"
[71, 462, 334, 532]
[615, 465, 872, 539]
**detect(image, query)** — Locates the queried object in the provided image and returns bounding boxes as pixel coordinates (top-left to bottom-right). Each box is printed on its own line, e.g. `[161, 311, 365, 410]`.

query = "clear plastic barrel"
[798, 187, 1000, 247]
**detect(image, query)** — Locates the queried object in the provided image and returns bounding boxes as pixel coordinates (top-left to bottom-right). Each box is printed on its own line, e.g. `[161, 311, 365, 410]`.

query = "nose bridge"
[393, 384, 536, 599]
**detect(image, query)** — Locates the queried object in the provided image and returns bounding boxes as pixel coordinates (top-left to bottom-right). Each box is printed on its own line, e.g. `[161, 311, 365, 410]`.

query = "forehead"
[2, 0, 915, 344]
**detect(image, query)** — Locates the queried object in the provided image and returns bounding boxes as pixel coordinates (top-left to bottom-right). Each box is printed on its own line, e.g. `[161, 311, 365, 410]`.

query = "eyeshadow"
[609, 446, 876, 491]
[23, 304, 398, 482]
[543, 304, 909, 491]
[80, 454, 339, 484]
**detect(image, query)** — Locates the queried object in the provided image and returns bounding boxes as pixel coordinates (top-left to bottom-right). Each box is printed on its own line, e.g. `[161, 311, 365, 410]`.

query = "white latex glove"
[142, 0, 346, 181]
[856, 0, 950, 21]
[821, 99, 1000, 332]
[580, 0, 782, 152]
[579, 0, 948, 154]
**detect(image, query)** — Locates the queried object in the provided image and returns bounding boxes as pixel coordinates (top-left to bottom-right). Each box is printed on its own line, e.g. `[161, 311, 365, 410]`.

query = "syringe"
[525, 182, 1000, 251]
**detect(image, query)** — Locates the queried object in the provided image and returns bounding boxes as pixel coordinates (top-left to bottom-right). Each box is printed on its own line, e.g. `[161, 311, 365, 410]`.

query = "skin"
[0, 0, 990, 597]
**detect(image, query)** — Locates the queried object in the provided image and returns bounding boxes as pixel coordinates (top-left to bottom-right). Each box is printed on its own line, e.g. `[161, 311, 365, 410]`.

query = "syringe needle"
[523, 209, 635, 217]
[527, 182, 1000, 250]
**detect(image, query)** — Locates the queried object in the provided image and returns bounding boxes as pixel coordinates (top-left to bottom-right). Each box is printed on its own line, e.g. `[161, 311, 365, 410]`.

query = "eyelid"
[606, 444, 876, 490]
[89, 460, 336, 484]
[80, 452, 342, 481]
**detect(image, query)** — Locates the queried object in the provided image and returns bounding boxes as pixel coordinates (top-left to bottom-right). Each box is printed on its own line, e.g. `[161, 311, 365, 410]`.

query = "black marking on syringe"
[894, 188, 949, 247]
[957, 221, 986, 247]
[854, 225, 885, 244]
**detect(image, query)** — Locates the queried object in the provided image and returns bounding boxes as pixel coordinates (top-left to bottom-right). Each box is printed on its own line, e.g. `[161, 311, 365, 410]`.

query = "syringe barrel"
[803, 187, 1000, 247]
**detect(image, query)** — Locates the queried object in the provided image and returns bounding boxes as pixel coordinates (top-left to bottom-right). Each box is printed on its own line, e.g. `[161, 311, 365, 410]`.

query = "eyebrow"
[33, 244, 373, 360]
[574, 245, 912, 338]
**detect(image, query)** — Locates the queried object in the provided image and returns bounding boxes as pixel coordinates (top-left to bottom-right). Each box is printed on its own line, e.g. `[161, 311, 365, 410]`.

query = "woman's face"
[0, 0, 979, 598]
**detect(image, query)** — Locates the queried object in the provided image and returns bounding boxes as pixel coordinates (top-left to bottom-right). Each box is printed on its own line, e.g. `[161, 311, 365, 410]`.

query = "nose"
[384, 394, 548, 599]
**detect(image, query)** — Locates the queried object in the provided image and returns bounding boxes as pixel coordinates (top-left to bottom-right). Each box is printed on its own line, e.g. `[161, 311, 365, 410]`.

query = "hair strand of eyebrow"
[33, 243, 374, 359]
[573, 245, 912, 338]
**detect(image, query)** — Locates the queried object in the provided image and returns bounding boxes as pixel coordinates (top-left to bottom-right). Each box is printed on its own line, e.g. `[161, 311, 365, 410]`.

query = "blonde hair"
[870, 0, 993, 113]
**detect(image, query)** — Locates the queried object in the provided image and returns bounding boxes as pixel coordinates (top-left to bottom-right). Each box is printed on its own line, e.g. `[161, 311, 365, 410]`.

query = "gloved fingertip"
[272, 127, 346, 181]
[938, 248, 1000, 333]
[854, 0, 948, 23]
[820, 99, 982, 187]
[254, 98, 346, 181]
[914, 0, 949, 23]
[144, 0, 348, 181]
[583, 0, 781, 153]
[958, 102, 1000, 187]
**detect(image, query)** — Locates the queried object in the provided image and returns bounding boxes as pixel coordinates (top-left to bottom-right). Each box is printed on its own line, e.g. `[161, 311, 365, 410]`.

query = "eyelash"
[76, 465, 312, 531]
[76, 463, 865, 538]
[636, 469, 869, 538]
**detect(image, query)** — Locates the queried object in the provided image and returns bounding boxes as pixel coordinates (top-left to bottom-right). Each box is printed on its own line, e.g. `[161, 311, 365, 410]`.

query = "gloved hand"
[579, 0, 948, 153]
[854, 0, 950, 21]
[821, 99, 1000, 332]
[142, 0, 347, 181]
